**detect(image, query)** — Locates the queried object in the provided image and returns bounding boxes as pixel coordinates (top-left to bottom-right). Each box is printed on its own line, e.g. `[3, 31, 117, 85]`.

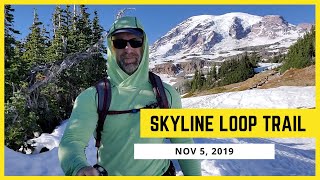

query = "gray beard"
[119, 59, 141, 75]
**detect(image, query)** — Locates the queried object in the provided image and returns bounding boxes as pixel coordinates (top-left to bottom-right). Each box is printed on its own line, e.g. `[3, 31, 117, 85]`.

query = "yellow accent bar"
[141, 109, 317, 138]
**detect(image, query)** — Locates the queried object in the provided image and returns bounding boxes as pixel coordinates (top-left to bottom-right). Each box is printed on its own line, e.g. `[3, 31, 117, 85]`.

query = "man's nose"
[124, 42, 134, 51]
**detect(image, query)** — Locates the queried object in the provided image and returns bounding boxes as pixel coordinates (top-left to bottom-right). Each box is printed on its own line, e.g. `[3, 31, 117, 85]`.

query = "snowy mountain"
[5, 86, 315, 176]
[149, 12, 312, 65]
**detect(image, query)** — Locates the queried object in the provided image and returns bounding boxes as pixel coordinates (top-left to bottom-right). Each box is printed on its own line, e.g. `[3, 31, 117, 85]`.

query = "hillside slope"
[189, 65, 315, 97]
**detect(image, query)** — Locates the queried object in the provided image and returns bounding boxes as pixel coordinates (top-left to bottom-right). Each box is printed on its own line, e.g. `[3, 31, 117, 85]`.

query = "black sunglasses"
[112, 39, 143, 49]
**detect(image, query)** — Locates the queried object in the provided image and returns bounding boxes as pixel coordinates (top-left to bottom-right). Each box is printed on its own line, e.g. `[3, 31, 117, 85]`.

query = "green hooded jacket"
[58, 16, 201, 176]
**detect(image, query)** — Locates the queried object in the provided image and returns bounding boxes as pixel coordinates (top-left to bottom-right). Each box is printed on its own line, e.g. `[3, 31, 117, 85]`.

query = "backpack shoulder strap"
[94, 73, 168, 148]
[94, 77, 111, 148]
[149, 71, 169, 108]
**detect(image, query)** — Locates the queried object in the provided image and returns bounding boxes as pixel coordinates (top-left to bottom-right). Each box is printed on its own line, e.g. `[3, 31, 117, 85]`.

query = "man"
[58, 16, 201, 176]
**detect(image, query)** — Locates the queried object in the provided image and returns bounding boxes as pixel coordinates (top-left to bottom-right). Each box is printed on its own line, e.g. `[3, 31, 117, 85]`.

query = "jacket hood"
[106, 16, 149, 88]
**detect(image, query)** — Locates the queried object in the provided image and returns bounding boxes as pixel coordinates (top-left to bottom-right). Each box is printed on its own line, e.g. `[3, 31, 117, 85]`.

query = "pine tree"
[218, 54, 255, 86]
[190, 68, 206, 91]
[71, 5, 106, 88]
[206, 63, 217, 88]
[46, 6, 66, 62]
[249, 51, 259, 67]
[62, 5, 72, 53]
[57, 5, 107, 120]
[21, 8, 48, 71]
[19, 8, 50, 137]
[77, 5, 92, 50]
[5, 91, 41, 151]
[37, 6, 68, 133]
[66, 5, 79, 53]
[90, 10, 107, 75]
[5, 5, 21, 100]
[92, 11, 104, 45]
[5, 5, 109, 152]
[191, 69, 199, 91]
[281, 27, 315, 72]
[5, 5, 20, 64]
[5, 7, 44, 152]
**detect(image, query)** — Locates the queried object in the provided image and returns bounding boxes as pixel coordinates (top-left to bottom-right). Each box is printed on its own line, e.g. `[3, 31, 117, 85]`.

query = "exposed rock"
[297, 23, 313, 32]
[40, 147, 49, 153]
[151, 59, 214, 76]
[228, 17, 250, 39]
[250, 15, 291, 39]
[152, 62, 178, 75]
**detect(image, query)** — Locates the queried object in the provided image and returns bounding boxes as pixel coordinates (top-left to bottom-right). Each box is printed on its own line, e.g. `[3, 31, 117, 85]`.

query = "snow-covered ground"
[4, 86, 315, 176]
[182, 86, 314, 109]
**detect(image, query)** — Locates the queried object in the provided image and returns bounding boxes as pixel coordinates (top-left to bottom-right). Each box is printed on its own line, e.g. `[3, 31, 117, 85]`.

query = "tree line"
[5, 5, 107, 152]
[187, 26, 315, 94]
[187, 52, 258, 93]
[280, 26, 315, 72]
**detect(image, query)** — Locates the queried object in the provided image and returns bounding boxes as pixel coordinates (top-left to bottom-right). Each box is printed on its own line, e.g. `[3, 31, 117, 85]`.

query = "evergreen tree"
[5, 5, 21, 100]
[5, 5, 108, 152]
[212, 64, 217, 80]
[190, 69, 206, 91]
[36, 6, 67, 133]
[281, 27, 315, 72]
[77, 5, 92, 50]
[66, 5, 79, 54]
[62, 5, 72, 53]
[63, 5, 72, 28]
[91, 10, 107, 70]
[71, 5, 106, 88]
[46, 6, 66, 62]
[57, 5, 107, 120]
[21, 8, 48, 71]
[5, 5, 20, 64]
[206, 63, 217, 88]
[218, 53, 255, 86]
[5, 91, 42, 152]
[270, 53, 284, 63]
[92, 10, 104, 47]
[5, 7, 44, 151]
[191, 69, 199, 91]
[249, 51, 259, 67]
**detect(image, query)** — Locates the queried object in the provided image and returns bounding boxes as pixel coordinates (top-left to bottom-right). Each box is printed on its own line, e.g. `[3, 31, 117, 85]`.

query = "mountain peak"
[261, 15, 289, 26]
[150, 12, 310, 61]
[187, 14, 215, 21]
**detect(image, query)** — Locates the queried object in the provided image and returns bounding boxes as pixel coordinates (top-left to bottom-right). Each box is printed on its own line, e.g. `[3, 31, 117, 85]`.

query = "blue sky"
[11, 5, 315, 44]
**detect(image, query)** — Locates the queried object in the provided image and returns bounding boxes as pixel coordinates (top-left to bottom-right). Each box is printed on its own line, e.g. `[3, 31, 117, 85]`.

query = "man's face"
[112, 32, 144, 75]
